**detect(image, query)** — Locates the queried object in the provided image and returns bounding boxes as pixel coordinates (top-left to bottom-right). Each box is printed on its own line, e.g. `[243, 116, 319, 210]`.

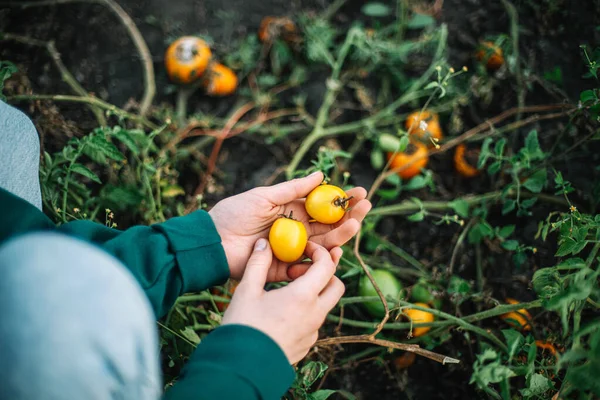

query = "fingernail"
[308, 171, 321, 178]
[255, 238, 267, 251]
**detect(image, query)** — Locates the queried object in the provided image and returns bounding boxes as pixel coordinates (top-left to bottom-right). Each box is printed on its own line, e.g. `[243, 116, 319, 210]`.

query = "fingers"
[287, 246, 343, 280]
[313, 219, 361, 249]
[261, 171, 324, 205]
[291, 242, 337, 293]
[309, 198, 372, 237]
[319, 276, 346, 311]
[239, 239, 273, 295]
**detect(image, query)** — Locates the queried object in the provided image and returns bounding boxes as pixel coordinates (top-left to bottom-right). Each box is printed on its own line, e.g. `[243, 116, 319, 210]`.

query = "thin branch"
[1, 33, 106, 125]
[2, 0, 156, 116]
[8, 94, 158, 129]
[316, 336, 460, 365]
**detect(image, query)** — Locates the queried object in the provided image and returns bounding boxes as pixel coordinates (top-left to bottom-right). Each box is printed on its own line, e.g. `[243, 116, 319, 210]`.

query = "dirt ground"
[2, 0, 600, 398]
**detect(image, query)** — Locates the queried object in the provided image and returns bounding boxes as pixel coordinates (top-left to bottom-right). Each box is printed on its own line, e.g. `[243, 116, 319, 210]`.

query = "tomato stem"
[334, 196, 354, 209]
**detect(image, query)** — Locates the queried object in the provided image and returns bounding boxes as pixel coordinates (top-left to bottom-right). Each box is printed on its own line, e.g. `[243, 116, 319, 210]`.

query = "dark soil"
[2, 0, 600, 399]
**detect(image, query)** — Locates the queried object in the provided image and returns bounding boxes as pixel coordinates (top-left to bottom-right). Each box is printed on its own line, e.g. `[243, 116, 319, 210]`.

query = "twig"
[369, 190, 569, 217]
[184, 102, 256, 213]
[8, 94, 158, 129]
[447, 218, 475, 277]
[2, 0, 156, 116]
[316, 336, 459, 365]
[1, 33, 106, 125]
[501, 0, 525, 120]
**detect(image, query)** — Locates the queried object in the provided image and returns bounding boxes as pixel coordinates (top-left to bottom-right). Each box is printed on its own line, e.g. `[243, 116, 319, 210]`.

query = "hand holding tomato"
[222, 240, 345, 364]
[208, 171, 372, 282]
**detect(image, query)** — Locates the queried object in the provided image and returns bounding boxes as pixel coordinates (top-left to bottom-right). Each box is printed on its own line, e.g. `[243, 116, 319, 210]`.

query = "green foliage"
[0, 60, 17, 101]
[288, 362, 339, 400]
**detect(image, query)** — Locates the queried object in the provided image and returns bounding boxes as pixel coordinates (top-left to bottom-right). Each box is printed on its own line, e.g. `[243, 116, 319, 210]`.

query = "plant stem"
[8, 94, 158, 129]
[1, 33, 107, 125]
[286, 27, 359, 179]
[1, 0, 156, 116]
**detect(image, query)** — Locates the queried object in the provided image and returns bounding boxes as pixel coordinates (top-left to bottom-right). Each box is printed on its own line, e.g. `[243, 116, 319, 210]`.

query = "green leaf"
[447, 275, 471, 295]
[310, 390, 337, 400]
[404, 175, 428, 190]
[70, 163, 101, 184]
[487, 160, 502, 175]
[361, 2, 391, 17]
[478, 138, 493, 168]
[502, 199, 516, 215]
[180, 326, 201, 345]
[520, 197, 538, 209]
[502, 240, 519, 251]
[0, 61, 17, 101]
[580, 89, 596, 104]
[520, 374, 554, 399]
[407, 13, 435, 29]
[525, 130, 545, 160]
[532, 267, 561, 299]
[407, 211, 425, 222]
[468, 221, 494, 244]
[113, 128, 140, 155]
[449, 199, 470, 218]
[494, 138, 506, 156]
[300, 361, 328, 388]
[502, 329, 525, 361]
[523, 169, 547, 193]
[470, 348, 516, 389]
[87, 132, 125, 161]
[498, 225, 516, 238]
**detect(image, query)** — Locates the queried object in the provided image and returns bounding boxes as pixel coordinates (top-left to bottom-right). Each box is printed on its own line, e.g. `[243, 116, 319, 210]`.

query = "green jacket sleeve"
[58, 210, 230, 318]
[164, 325, 296, 400]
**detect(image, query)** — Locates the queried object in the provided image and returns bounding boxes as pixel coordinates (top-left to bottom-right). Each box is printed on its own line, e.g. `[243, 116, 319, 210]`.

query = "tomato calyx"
[278, 210, 298, 220]
[333, 195, 353, 210]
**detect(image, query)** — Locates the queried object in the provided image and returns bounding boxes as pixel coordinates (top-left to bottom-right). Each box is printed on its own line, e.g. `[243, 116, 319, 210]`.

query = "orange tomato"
[304, 184, 349, 224]
[405, 110, 443, 145]
[387, 141, 429, 180]
[535, 340, 559, 358]
[394, 351, 416, 369]
[500, 298, 532, 331]
[454, 144, 480, 178]
[268, 214, 308, 263]
[476, 41, 504, 70]
[164, 36, 212, 84]
[211, 280, 239, 312]
[203, 63, 238, 96]
[404, 302, 435, 337]
[258, 16, 298, 43]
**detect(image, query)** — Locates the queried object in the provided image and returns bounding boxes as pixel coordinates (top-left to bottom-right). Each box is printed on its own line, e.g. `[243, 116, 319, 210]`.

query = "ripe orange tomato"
[305, 184, 349, 224]
[394, 351, 416, 369]
[387, 141, 429, 180]
[500, 298, 532, 331]
[405, 110, 443, 145]
[476, 41, 504, 70]
[203, 63, 238, 96]
[535, 340, 559, 358]
[269, 214, 307, 262]
[164, 36, 212, 84]
[258, 16, 298, 43]
[404, 302, 435, 337]
[211, 280, 239, 312]
[454, 144, 480, 178]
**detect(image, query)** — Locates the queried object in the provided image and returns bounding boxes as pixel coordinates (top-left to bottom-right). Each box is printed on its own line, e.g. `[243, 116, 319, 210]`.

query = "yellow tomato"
[500, 298, 532, 331]
[269, 215, 307, 262]
[404, 302, 435, 337]
[305, 184, 349, 224]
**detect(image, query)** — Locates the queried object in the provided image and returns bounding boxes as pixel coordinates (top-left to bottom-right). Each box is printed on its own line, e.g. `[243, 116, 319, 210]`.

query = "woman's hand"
[222, 239, 345, 364]
[208, 171, 371, 281]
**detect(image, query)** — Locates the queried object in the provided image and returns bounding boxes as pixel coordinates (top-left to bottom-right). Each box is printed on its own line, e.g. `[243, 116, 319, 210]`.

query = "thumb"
[240, 238, 273, 293]
[264, 171, 323, 205]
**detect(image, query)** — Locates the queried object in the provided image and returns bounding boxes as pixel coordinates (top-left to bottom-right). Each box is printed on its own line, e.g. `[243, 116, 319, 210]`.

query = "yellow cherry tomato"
[404, 302, 435, 337]
[164, 36, 212, 84]
[305, 184, 350, 224]
[269, 214, 307, 263]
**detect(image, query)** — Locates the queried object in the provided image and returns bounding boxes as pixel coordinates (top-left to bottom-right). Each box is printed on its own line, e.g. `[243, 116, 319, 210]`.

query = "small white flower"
[419, 120, 428, 131]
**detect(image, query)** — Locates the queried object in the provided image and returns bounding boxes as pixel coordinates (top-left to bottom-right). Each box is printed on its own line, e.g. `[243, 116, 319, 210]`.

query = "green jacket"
[0, 188, 295, 399]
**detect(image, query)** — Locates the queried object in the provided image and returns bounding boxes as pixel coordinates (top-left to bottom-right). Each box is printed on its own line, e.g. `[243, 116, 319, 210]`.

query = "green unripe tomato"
[358, 269, 403, 317]
[411, 281, 442, 309]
